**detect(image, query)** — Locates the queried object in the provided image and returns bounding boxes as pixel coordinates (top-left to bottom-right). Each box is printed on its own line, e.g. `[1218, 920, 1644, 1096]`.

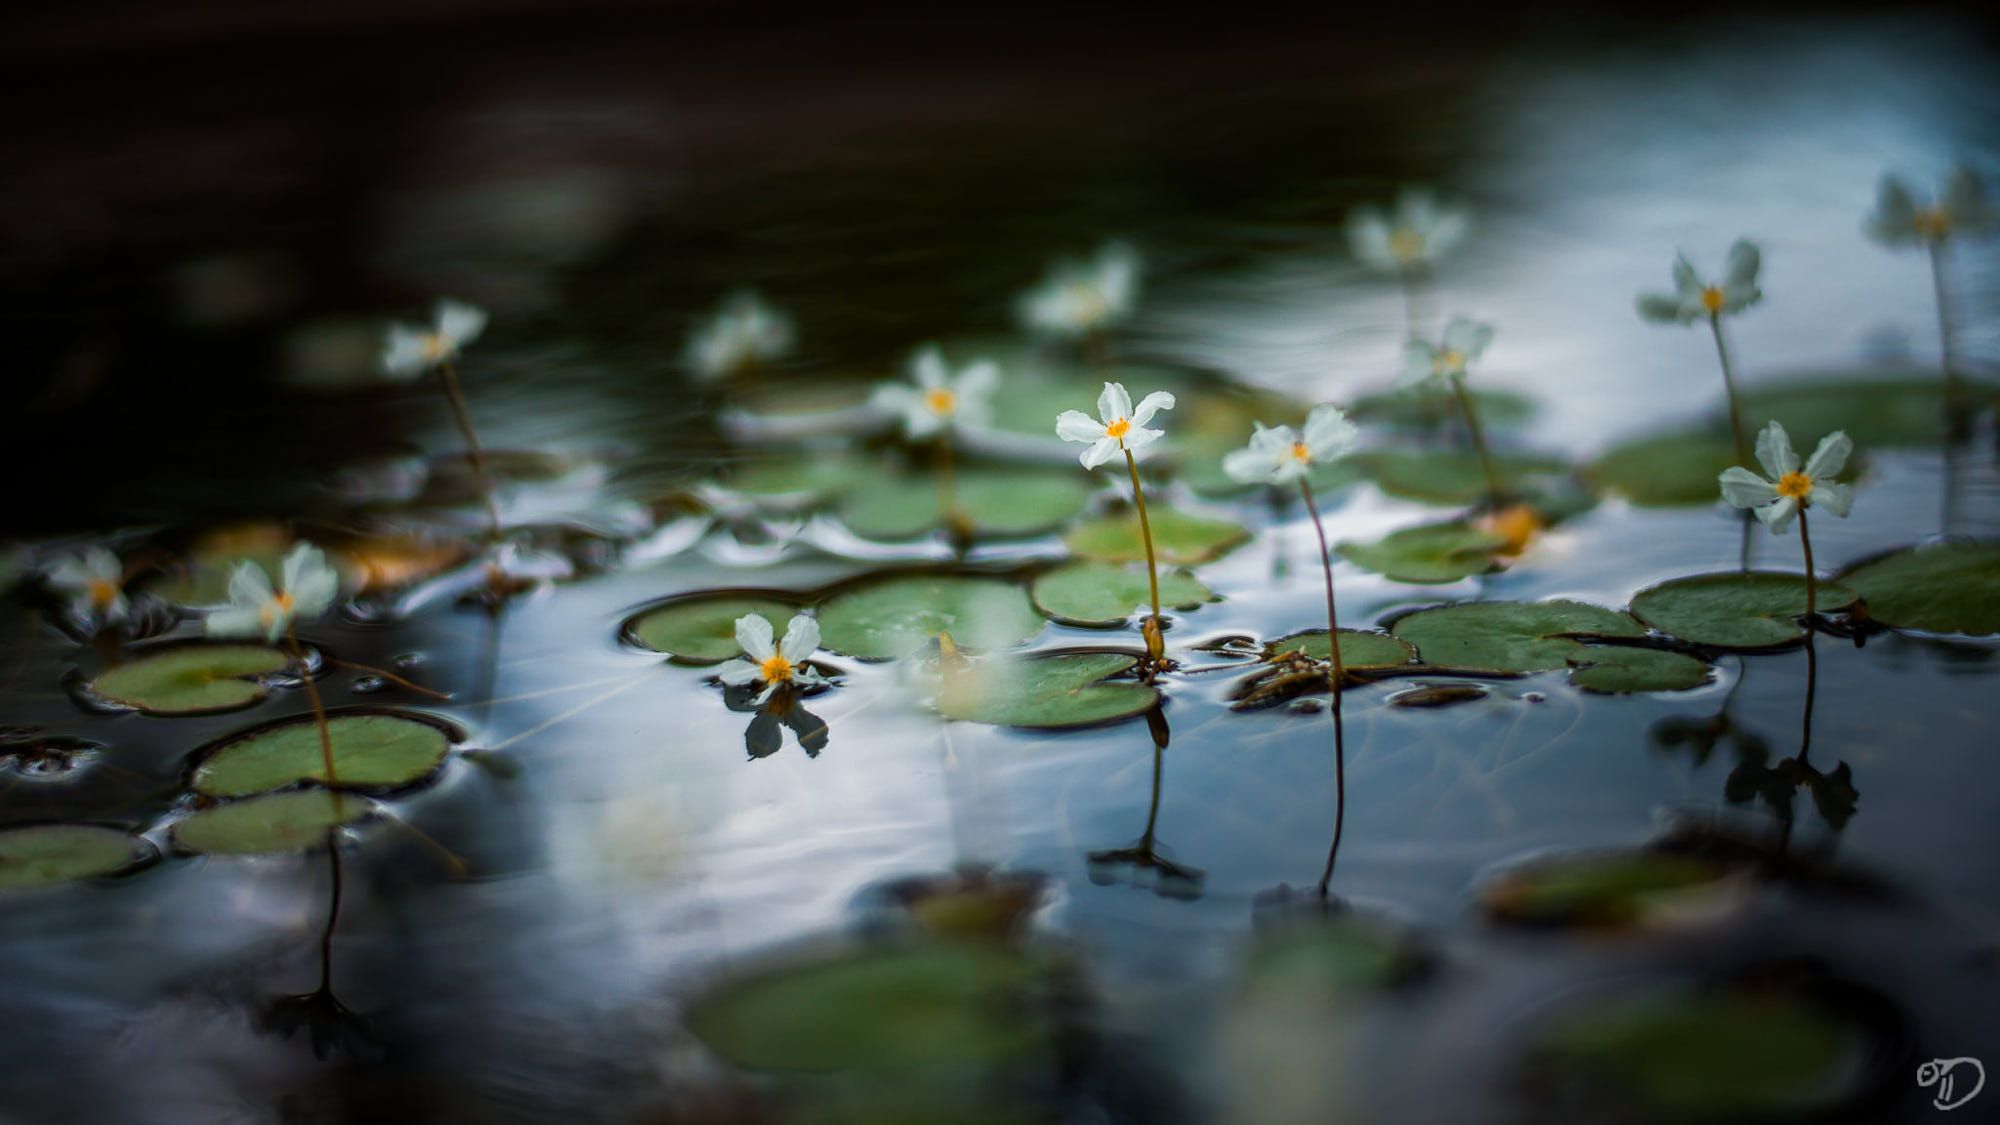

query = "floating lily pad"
[938, 651, 1158, 729]
[817, 575, 1043, 660]
[1482, 850, 1736, 929]
[1353, 449, 1566, 504]
[1263, 629, 1418, 671]
[1630, 573, 1859, 649]
[1391, 601, 1645, 675]
[1030, 562, 1215, 626]
[89, 645, 291, 716]
[1527, 988, 1863, 1119]
[838, 468, 1092, 540]
[1567, 646, 1714, 694]
[1349, 384, 1536, 430]
[1339, 521, 1508, 584]
[171, 789, 371, 856]
[720, 452, 868, 505]
[1739, 374, 1992, 447]
[1063, 505, 1250, 566]
[1587, 432, 1744, 507]
[686, 943, 1051, 1072]
[1838, 540, 2000, 636]
[0, 824, 153, 890]
[628, 594, 799, 662]
[190, 713, 452, 798]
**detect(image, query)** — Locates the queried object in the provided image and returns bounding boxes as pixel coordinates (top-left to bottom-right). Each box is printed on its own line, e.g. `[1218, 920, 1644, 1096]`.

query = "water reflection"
[260, 832, 381, 1061]
[1087, 708, 1203, 899]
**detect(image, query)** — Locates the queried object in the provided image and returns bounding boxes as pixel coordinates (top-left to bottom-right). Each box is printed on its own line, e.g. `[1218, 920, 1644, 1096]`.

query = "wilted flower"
[1055, 381, 1177, 470]
[1346, 187, 1470, 272]
[45, 546, 130, 625]
[685, 291, 795, 381]
[1222, 405, 1359, 486]
[1636, 240, 1762, 325]
[1866, 166, 1995, 247]
[206, 543, 341, 642]
[1403, 317, 1495, 382]
[871, 344, 1000, 439]
[1718, 421, 1854, 532]
[382, 300, 488, 380]
[718, 613, 827, 704]
[1017, 242, 1141, 339]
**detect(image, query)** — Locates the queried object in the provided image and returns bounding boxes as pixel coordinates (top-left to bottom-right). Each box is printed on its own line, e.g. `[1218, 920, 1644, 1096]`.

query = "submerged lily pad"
[1587, 432, 1743, 507]
[817, 575, 1043, 660]
[1339, 522, 1508, 584]
[1567, 646, 1714, 694]
[171, 789, 371, 856]
[0, 824, 153, 890]
[1263, 629, 1418, 671]
[190, 713, 452, 798]
[1838, 540, 2000, 636]
[1630, 573, 1859, 649]
[686, 942, 1052, 1072]
[1739, 374, 1991, 447]
[838, 468, 1092, 540]
[628, 594, 799, 662]
[1482, 850, 1737, 929]
[1030, 562, 1215, 626]
[89, 645, 291, 716]
[1353, 449, 1566, 504]
[1391, 601, 1645, 675]
[938, 651, 1158, 729]
[1063, 506, 1250, 566]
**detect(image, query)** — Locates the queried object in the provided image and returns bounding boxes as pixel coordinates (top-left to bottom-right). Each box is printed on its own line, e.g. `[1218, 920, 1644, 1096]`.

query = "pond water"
[3, 10, 1999, 1123]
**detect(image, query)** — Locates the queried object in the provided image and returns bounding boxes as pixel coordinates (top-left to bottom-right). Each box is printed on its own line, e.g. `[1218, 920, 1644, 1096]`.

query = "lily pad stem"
[1300, 478, 1347, 899]
[1448, 372, 1504, 507]
[1122, 447, 1165, 662]
[437, 360, 504, 545]
[1707, 312, 1750, 468]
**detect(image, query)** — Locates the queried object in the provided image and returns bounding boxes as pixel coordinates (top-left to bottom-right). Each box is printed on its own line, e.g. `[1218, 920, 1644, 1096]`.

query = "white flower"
[870, 344, 1000, 439]
[1017, 242, 1141, 339]
[205, 542, 341, 642]
[45, 546, 130, 625]
[382, 299, 488, 380]
[1054, 381, 1176, 470]
[1403, 316, 1495, 382]
[1636, 240, 1762, 325]
[684, 291, 795, 382]
[1346, 187, 1470, 272]
[1221, 404, 1359, 486]
[1866, 165, 1996, 247]
[1717, 421, 1854, 533]
[717, 613, 827, 704]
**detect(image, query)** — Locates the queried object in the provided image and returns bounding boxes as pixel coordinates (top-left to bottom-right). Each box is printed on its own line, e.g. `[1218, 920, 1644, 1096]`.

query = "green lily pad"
[1630, 573, 1859, 649]
[686, 942, 1052, 1072]
[0, 824, 153, 890]
[838, 468, 1092, 540]
[1739, 374, 1993, 447]
[721, 452, 868, 506]
[1353, 449, 1566, 504]
[1243, 914, 1432, 998]
[1339, 521, 1508, 585]
[1391, 601, 1645, 675]
[1349, 384, 1537, 430]
[1481, 851, 1736, 929]
[1838, 540, 2000, 636]
[190, 713, 452, 798]
[1263, 629, 1418, 671]
[89, 645, 291, 716]
[817, 575, 1044, 660]
[628, 594, 800, 663]
[1567, 645, 1714, 694]
[1587, 432, 1744, 507]
[1029, 562, 1215, 626]
[171, 789, 371, 856]
[1063, 506, 1250, 566]
[938, 651, 1158, 729]
[1528, 989, 1861, 1118]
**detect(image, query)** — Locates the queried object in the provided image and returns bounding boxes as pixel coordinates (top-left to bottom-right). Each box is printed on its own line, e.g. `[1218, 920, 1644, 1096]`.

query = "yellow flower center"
[420, 333, 449, 363]
[87, 578, 119, 608]
[1914, 207, 1951, 240]
[1775, 471, 1814, 501]
[1290, 441, 1312, 463]
[1433, 348, 1465, 376]
[924, 387, 957, 415]
[1105, 417, 1132, 440]
[1066, 282, 1109, 322]
[1388, 225, 1424, 263]
[1699, 286, 1726, 313]
[758, 653, 795, 683]
[257, 591, 295, 630]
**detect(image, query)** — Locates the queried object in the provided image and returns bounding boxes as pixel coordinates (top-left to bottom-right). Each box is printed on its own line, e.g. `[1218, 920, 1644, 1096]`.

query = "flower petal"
[1943, 164, 1993, 233]
[1754, 420, 1798, 480]
[1755, 495, 1799, 533]
[1221, 445, 1280, 484]
[1718, 466, 1778, 509]
[1097, 382, 1133, 425]
[1671, 254, 1703, 298]
[1866, 175, 1918, 245]
[717, 659, 765, 686]
[1723, 240, 1761, 290]
[734, 613, 776, 661]
[1635, 293, 1683, 324]
[1055, 409, 1104, 444]
[1813, 480, 1853, 518]
[1803, 430, 1852, 481]
[909, 344, 948, 388]
[225, 560, 274, 609]
[1345, 206, 1395, 270]
[1302, 404, 1358, 461]
[1402, 340, 1438, 382]
[1081, 437, 1120, 470]
[204, 605, 264, 639]
[381, 326, 431, 378]
[1120, 425, 1163, 452]
[1130, 390, 1176, 426]
[1442, 317, 1494, 359]
[778, 614, 820, 663]
[954, 359, 1001, 404]
[436, 300, 488, 348]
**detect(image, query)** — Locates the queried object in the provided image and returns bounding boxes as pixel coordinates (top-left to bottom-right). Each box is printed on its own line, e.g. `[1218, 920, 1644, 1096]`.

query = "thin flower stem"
[327, 657, 449, 700]
[1448, 373, 1503, 507]
[1797, 506, 1817, 620]
[1398, 269, 1424, 343]
[1928, 239, 1961, 418]
[1122, 447, 1165, 661]
[935, 434, 965, 541]
[1708, 313, 1750, 468]
[1300, 479, 1347, 899]
[287, 629, 338, 788]
[437, 360, 504, 544]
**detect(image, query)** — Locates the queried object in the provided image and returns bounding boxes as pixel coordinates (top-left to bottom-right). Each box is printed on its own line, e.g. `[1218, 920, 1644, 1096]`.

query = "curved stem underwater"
[1123, 447, 1166, 662]
[1300, 479, 1348, 899]
[437, 360, 504, 545]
